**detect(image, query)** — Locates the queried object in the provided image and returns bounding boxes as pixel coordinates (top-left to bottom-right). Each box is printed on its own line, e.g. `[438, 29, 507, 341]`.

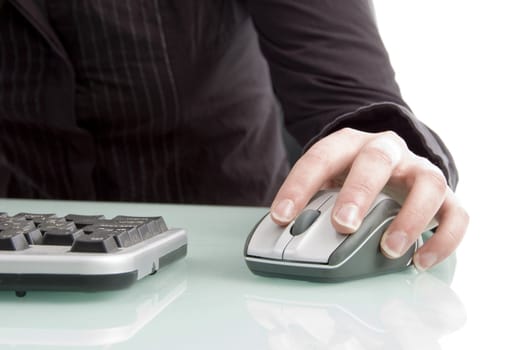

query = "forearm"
[247, 0, 458, 187]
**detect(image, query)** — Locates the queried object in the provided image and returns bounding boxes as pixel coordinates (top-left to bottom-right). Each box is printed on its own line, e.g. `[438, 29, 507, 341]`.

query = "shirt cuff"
[303, 102, 459, 189]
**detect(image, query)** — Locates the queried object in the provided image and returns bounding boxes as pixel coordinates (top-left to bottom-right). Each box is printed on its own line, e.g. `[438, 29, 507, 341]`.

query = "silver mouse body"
[244, 190, 423, 282]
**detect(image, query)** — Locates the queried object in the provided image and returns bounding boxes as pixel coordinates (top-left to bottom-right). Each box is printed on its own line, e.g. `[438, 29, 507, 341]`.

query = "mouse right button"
[326, 198, 419, 280]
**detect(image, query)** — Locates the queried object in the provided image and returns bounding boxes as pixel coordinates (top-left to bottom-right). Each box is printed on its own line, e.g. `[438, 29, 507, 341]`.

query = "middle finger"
[331, 132, 406, 233]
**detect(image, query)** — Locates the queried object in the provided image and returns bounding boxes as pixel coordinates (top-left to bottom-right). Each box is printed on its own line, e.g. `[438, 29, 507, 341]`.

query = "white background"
[375, 1, 525, 348]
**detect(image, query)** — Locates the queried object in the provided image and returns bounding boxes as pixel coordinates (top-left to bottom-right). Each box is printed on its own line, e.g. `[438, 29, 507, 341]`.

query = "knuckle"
[339, 127, 370, 144]
[380, 130, 407, 148]
[421, 167, 448, 194]
[363, 144, 397, 167]
[277, 186, 303, 202]
[302, 143, 332, 168]
[443, 226, 462, 248]
[456, 206, 471, 228]
[440, 207, 469, 248]
[346, 181, 375, 199]
[462, 208, 470, 225]
[379, 130, 399, 140]
[404, 206, 429, 228]
[339, 127, 357, 138]
[364, 132, 406, 168]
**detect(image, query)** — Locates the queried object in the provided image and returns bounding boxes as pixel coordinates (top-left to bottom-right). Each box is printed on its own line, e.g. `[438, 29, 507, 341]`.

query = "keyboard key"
[0, 219, 36, 232]
[83, 224, 142, 247]
[0, 217, 42, 245]
[38, 220, 76, 233]
[126, 227, 142, 245]
[136, 223, 155, 240]
[42, 229, 83, 246]
[112, 216, 168, 235]
[22, 228, 44, 245]
[83, 220, 153, 241]
[88, 228, 136, 248]
[71, 232, 119, 253]
[108, 229, 132, 248]
[0, 229, 29, 251]
[65, 214, 106, 228]
[14, 213, 57, 226]
[81, 221, 128, 233]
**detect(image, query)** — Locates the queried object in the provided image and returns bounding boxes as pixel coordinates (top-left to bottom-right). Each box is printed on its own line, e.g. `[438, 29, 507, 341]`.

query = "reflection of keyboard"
[0, 212, 187, 296]
[0, 261, 187, 347]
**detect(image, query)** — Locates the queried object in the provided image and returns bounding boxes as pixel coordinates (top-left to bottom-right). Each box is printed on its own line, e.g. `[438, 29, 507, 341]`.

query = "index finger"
[270, 128, 367, 225]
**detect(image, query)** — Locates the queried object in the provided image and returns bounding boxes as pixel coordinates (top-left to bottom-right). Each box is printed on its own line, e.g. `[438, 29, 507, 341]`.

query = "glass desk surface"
[0, 198, 522, 350]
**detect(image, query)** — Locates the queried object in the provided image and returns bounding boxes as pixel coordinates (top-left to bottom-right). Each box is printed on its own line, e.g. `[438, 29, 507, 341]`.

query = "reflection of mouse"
[244, 190, 430, 282]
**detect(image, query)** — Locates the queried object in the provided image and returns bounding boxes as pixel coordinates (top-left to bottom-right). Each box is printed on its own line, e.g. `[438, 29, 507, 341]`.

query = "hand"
[270, 128, 469, 271]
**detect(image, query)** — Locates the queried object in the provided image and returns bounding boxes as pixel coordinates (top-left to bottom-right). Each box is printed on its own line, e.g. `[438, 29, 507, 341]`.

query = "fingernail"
[415, 252, 438, 271]
[334, 204, 361, 232]
[272, 199, 295, 222]
[381, 230, 408, 258]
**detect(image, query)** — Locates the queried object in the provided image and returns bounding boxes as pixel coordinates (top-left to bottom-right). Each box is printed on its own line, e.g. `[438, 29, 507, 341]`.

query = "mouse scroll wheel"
[290, 209, 321, 236]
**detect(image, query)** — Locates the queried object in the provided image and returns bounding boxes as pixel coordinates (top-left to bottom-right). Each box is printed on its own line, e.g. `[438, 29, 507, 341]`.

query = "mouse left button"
[245, 213, 293, 260]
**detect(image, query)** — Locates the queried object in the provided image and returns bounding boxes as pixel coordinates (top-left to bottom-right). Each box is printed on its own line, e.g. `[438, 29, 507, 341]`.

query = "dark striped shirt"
[0, 0, 458, 204]
[0, 0, 291, 204]
[47, 0, 185, 202]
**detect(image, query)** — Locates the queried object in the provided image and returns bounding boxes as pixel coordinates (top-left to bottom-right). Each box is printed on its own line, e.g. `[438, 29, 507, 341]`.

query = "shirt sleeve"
[246, 0, 459, 189]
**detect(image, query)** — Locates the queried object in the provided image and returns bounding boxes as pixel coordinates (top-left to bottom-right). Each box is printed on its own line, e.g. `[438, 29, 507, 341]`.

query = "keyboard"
[0, 212, 187, 296]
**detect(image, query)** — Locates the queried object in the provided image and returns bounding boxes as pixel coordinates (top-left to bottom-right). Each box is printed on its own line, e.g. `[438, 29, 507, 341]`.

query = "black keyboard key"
[137, 223, 154, 240]
[0, 229, 29, 251]
[82, 220, 134, 232]
[65, 214, 106, 228]
[0, 215, 33, 224]
[22, 228, 44, 245]
[0, 220, 36, 234]
[112, 216, 168, 235]
[109, 229, 132, 248]
[42, 229, 83, 246]
[91, 229, 135, 248]
[71, 232, 119, 253]
[83, 225, 142, 247]
[0, 216, 41, 244]
[14, 213, 57, 226]
[38, 221, 76, 233]
[126, 227, 142, 245]
[83, 220, 151, 241]
[81, 226, 132, 247]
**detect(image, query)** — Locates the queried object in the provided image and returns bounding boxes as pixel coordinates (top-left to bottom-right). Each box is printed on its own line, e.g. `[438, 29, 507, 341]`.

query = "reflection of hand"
[269, 128, 469, 270]
[248, 302, 338, 349]
[380, 273, 467, 350]
[245, 271, 466, 350]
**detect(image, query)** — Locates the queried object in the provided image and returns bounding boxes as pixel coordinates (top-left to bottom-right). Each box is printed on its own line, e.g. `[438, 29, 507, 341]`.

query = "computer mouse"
[244, 189, 433, 282]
